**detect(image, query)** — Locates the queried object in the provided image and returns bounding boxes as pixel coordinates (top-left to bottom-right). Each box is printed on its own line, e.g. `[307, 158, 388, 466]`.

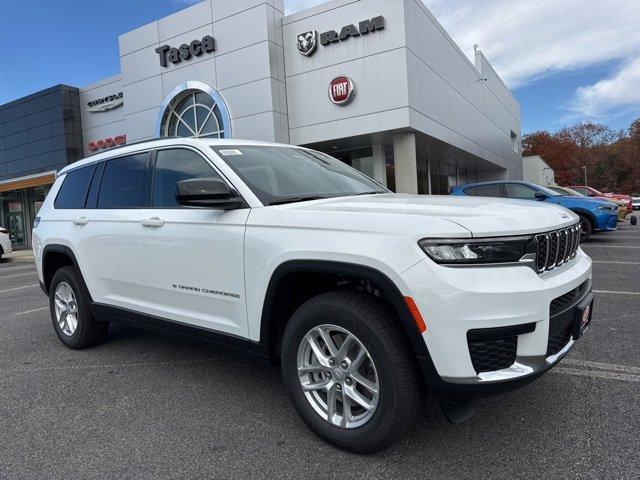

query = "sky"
[1, 0, 638, 134]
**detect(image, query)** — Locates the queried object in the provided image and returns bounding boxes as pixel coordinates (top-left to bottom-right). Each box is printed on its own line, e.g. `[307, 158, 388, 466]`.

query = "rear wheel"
[49, 266, 109, 349]
[281, 290, 425, 453]
[579, 215, 592, 242]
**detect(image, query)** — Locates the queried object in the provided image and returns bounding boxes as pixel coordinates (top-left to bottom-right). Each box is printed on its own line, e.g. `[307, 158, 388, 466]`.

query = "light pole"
[582, 166, 587, 186]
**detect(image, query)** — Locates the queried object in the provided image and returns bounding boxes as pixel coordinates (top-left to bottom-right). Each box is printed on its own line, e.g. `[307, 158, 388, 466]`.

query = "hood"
[281, 194, 578, 237]
[552, 195, 616, 208]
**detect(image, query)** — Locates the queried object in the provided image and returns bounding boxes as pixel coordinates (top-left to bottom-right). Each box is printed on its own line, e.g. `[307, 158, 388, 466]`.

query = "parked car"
[33, 139, 594, 452]
[632, 195, 640, 211]
[548, 186, 586, 197]
[567, 185, 633, 218]
[550, 186, 626, 220]
[0, 227, 12, 259]
[450, 180, 618, 241]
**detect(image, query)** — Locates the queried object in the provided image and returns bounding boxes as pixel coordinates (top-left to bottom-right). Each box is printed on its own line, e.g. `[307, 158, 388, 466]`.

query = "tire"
[579, 215, 592, 242]
[49, 266, 109, 349]
[281, 290, 425, 453]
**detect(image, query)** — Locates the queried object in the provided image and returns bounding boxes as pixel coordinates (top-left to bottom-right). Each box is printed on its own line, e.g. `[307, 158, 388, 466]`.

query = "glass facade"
[0, 184, 50, 249]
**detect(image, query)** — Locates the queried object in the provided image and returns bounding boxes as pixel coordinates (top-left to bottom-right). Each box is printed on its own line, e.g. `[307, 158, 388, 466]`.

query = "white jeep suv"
[33, 138, 593, 452]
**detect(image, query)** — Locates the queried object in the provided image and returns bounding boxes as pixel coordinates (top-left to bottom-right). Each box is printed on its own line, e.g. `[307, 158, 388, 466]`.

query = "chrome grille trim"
[534, 223, 581, 273]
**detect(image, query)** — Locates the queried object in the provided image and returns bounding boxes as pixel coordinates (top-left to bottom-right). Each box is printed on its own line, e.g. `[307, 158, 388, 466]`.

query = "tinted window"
[97, 153, 149, 208]
[153, 149, 222, 207]
[505, 184, 538, 199]
[54, 164, 97, 209]
[464, 184, 502, 197]
[572, 187, 588, 195]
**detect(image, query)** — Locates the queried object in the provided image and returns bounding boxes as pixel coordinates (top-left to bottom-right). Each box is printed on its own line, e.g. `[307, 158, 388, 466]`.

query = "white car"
[632, 196, 640, 211]
[0, 227, 12, 259]
[32, 138, 593, 452]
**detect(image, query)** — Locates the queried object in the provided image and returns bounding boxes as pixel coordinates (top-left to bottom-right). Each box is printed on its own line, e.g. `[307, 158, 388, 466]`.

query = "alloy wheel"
[296, 324, 379, 429]
[54, 282, 79, 336]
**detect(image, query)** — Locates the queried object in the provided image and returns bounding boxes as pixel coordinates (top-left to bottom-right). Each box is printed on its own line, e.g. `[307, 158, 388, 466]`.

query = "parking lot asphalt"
[1, 224, 640, 480]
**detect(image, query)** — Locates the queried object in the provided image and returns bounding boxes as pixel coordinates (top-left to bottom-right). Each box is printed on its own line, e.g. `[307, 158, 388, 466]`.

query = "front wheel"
[579, 215, 592, 242]
[281, 291, 425, 453]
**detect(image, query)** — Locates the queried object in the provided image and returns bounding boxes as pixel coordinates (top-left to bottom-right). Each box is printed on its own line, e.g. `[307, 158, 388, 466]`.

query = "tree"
[523, 119, 639, 193]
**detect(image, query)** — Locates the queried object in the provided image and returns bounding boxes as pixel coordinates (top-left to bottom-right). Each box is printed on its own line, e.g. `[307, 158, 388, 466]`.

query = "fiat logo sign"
[329, 76, 355, 105]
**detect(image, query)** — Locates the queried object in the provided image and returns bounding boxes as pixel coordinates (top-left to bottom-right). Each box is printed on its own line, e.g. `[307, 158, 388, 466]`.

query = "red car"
[567, 185, 633, 218]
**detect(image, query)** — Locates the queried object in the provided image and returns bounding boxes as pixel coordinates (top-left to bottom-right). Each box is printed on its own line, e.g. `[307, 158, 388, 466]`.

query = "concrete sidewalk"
[0, 249, 35, 265]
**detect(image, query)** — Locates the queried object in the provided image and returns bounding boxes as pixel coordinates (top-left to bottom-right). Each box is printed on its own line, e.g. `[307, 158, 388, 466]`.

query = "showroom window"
[158, 83, 231, 139]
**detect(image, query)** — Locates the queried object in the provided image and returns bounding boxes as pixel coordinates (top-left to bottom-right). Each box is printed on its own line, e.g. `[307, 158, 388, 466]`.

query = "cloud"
[284, 0, 640, 119]
[568, 58, 640, 118]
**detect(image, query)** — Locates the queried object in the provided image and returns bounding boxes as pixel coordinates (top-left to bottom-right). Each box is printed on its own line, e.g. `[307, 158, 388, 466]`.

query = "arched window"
[157, 81, 231, 139]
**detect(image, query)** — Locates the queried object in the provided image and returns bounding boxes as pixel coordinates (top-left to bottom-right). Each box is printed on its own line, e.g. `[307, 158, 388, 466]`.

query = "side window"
[54, 164, 97, 209]
[505, 184, 538, 200]
[152, 148, 223, 207]
[465, 184, 501, 197]
[572, 187, 588, 195]
[97, 153, 150, 209]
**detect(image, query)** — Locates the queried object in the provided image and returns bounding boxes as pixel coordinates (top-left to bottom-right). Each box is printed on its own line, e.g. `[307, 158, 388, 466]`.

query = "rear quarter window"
[54, 164, 97, 209]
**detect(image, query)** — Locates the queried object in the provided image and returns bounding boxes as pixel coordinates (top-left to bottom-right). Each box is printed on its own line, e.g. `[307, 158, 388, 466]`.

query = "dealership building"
[0, 0, 521, 249]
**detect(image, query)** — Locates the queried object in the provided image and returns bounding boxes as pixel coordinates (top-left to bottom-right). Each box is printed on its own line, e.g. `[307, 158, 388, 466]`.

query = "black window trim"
[85, 162, 106, 209]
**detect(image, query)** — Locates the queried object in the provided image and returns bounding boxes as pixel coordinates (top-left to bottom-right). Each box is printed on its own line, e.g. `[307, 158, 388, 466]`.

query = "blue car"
[450, 181, 618, 241]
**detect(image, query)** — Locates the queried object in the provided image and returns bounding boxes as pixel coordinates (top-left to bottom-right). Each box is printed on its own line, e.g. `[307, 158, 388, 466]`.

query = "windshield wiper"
[269, 196, 327, 206]
[354, 191, 386, 196]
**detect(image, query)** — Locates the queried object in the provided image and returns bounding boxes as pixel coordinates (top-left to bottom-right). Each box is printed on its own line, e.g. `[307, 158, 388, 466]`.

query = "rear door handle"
[72, 217, 89, 226]
[141, 217, 165, 228]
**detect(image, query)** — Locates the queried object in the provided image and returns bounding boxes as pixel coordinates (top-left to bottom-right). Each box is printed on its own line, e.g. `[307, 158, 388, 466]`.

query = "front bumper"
[594, 211, 618, 231]
[398, 250, 592, 398]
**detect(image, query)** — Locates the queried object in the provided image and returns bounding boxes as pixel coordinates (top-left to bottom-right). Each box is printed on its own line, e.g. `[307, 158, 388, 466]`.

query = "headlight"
[596, 205, 616, 211]
[419, 237, 533, 265]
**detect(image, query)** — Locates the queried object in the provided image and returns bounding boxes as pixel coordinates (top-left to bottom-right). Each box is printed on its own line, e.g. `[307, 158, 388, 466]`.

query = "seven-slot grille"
[535, 223, 581, 273]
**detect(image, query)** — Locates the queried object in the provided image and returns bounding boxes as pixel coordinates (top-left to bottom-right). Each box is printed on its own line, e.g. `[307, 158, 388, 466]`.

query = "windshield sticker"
[219, 149, 243, 156]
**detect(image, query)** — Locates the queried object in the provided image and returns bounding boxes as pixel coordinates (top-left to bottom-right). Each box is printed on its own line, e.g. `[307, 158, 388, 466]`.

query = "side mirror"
[176, 178, 243, 209]
[534, 191, 548, 201]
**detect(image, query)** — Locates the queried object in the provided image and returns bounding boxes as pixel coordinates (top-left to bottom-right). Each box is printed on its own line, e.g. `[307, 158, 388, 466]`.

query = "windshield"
[536, 185, 562, 196]
[211, 145, 388, 205]
[550, 186, 583, 197]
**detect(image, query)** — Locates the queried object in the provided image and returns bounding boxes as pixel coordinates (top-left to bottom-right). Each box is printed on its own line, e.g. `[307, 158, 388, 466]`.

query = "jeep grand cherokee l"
[32, 139, 594, 452]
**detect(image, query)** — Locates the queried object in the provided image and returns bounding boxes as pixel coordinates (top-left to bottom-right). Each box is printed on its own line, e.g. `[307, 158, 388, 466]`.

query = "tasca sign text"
[320, 16, 384, 46]
[155, 35, 215, 67]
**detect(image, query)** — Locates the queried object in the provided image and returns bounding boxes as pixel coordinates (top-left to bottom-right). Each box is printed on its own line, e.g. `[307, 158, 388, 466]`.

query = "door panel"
[76, 153, 150, 311]
[137, 147, 249, 337]
[74, 209, 146, 311]
[137, 208, 250, 336]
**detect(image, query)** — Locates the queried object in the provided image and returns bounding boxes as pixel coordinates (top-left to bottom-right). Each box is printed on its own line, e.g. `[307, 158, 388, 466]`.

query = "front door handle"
[73, 217, 89, 226]
[141, 217, 165, 228]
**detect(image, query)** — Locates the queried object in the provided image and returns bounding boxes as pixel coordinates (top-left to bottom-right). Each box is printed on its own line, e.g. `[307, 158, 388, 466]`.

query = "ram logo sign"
[296, 30, 317, 56]
[296, 16, 384, 56]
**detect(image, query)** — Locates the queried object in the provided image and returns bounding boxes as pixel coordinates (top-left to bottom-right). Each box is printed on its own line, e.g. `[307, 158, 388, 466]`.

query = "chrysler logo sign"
[155, 35, 215, 67]
[297, 16, 384, 56]
[297, 31, 317, 56]
[87, 92, 123, 113]
[329, 76, 354, 105]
